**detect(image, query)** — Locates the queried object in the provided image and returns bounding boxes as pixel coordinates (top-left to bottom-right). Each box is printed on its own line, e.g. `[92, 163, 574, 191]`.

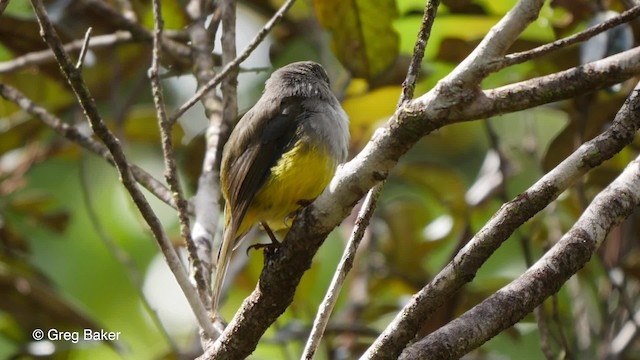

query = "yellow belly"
[235, 141, 337, 238]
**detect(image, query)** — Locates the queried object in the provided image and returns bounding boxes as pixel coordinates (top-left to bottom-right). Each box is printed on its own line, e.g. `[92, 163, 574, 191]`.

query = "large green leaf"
[314, 0, 400, 80]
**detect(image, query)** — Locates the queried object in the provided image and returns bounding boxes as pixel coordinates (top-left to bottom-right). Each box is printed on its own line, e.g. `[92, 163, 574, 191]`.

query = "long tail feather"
[212, 224, 236, 313]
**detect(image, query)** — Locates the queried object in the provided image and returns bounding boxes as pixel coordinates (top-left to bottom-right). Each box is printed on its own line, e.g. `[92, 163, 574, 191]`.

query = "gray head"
[265, 61, 333, 100]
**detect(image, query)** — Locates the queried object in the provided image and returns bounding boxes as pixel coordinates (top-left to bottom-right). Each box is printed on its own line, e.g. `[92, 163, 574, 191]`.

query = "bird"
[212, 61, 350, 313]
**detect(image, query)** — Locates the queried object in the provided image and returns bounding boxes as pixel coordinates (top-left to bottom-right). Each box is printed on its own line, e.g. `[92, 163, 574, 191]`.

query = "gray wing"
[221, 96, 305, 239]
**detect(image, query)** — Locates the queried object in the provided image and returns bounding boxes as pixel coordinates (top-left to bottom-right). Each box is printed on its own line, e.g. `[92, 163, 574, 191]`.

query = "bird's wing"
[222, 96, 304, 238]
[213, 97, 304, 312]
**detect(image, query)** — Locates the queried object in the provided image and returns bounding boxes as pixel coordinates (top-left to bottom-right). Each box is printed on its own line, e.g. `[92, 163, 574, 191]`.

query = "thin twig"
[551, 291, 572, 357]
[115, 0, 137, 22]
[168, 0, 297, 125]
[439, 0, 545, 88]
[0, 0, 10, 16]
[608, 308, 640, 358]
[486, 118, 559, 359]
[29, 0, 218, 339]
[0, 31, 133, 74]
[0, 82, 178, 210]
[75, 27, 93, 69]
[184, 0, 224, 332]
[221, 0, 238, 128]
[211, 0, 240, 315]
[78, 154, 180, 354]
[398, 0, 440, 106]
[301, 1, 440, 358]
[492, 5, 640, 70]
[535, 303, 556, 360]
[82, 0, 191, 61]
[301, 189, 381, 360]
[149, 0, 212, 311]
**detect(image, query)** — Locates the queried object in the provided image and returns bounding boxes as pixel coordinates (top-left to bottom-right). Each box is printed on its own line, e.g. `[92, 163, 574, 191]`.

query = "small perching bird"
[212, 61, 350, 313]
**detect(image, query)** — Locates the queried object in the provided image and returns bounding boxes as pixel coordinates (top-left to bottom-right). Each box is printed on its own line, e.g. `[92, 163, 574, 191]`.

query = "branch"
[74, 27, 92, 69]
[399, 105, 640, 359]
[81, 0, 191, 62]
[364, 82, 640, 359]
[0, 0, 9, 16]
[168, 0, 297, 124]
[220, 0, 238, 132]
[0, 31, 134, 74]
[207, 0, 240, 321]
[28, 0, 218, 339]
[494, 4, 640, 70]
[198, 41, 640, 360]
[183, 0, 225, 323]
[302, 0, 441, 358]
[0, 82, 177, 210]
[398, 0, 440, 106]
[608, 308, 640, 358]
[442, 0, 544, 87]
[0, 0, 198, 75]
[301, 186, 381, 360]
[457, 47, 640, 120]
[149, 0, 212, 312]
[77, 155, 179, 354]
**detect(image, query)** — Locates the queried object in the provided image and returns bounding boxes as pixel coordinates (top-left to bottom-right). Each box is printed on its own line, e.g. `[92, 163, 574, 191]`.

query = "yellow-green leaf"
[314, 0, 400, 80]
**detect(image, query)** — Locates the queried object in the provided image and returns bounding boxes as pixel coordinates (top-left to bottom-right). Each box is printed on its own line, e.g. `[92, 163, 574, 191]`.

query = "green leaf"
[314, 0, 400, 80]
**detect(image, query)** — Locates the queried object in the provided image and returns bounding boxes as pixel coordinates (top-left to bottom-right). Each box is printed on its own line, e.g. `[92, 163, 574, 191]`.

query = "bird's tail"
[212, 220, 236, 314]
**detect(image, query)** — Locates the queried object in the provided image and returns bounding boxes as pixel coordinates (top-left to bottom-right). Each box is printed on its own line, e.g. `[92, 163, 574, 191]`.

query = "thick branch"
[302, 0, 441, 357]
[458, 47, 640, 120]
[365, 83, 640, 360]
[198, 44, 640, 360]
[401, 147, 640, 360]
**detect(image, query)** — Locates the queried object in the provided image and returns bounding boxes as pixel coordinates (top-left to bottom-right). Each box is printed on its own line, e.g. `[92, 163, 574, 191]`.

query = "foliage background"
[1, 0, 638, 359]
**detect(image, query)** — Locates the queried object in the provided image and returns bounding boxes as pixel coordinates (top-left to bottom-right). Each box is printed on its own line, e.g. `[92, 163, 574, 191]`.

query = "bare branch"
[208, 0, 240, 322]
[0, 82, 177, 209]
[183, 0, 226, 333]
[302, 0, 441, 357]
[75, 27, 92, 70]
[301, 188, 381, 360]
[82, 0, 191, 61]
[442, 0, 544, 87]
[220, 0, 238, 128]
[28, 0, 218, 340]
[457, 47, 640, 120]
[169, 0, 297, 124]
[0, 0, 10, 16]
[494, 5, 640, 70]
[399, 105, 640, 358]
[0, 31, 133, 74]
[364, 83, 640, 360]
[77, 156, 179, 354]
[198, 43, 640, 360]
[149, 0, 212, 313]
[398, 0, 440, 106]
